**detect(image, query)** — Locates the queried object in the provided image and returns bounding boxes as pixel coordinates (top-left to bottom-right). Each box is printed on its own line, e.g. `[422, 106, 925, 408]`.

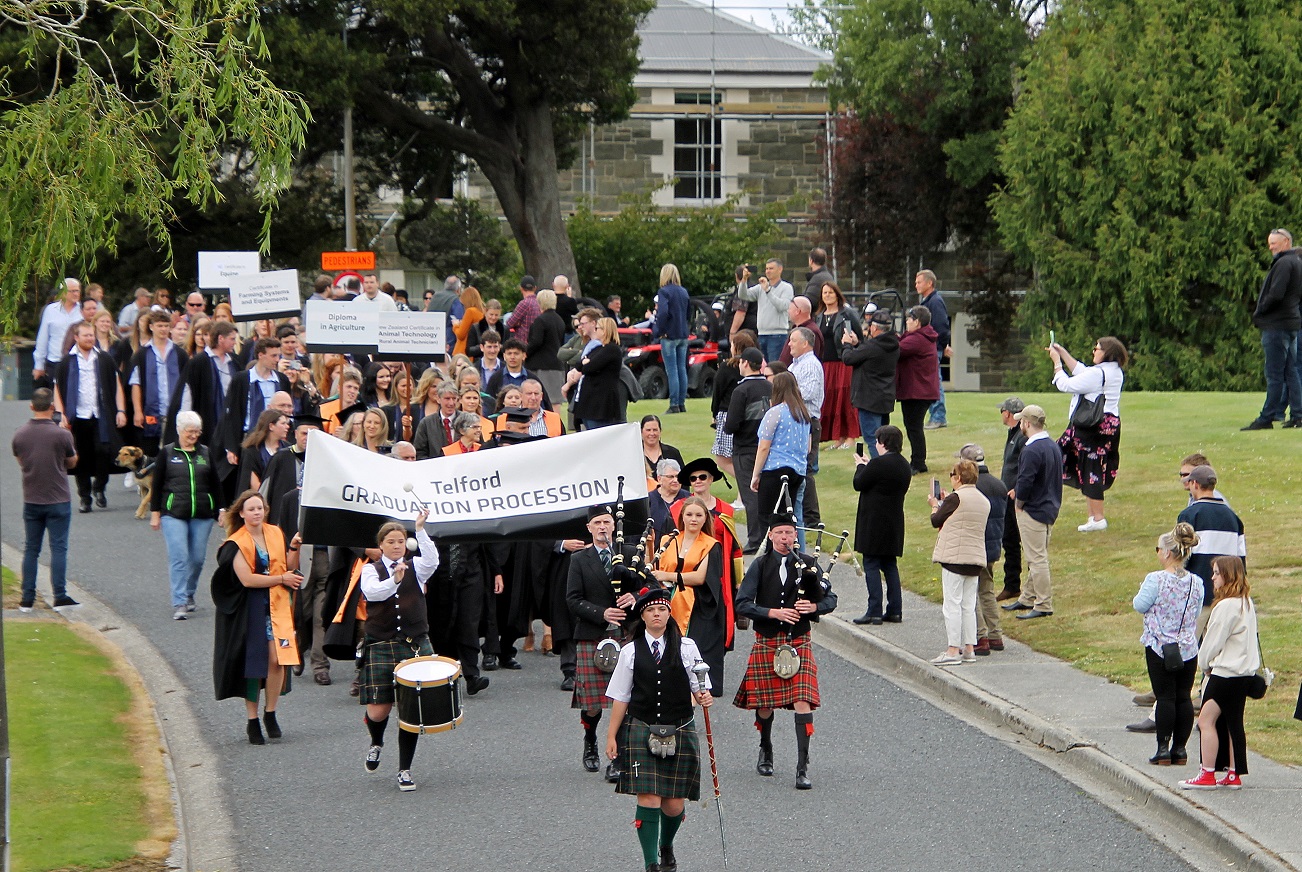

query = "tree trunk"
[474, 101, 582, 296]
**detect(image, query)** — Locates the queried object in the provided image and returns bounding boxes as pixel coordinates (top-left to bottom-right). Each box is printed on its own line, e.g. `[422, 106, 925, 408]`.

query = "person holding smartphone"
[926, 460, 991, 665]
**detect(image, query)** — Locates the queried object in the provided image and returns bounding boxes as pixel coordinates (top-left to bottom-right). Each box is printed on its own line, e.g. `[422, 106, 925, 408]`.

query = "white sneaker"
[173, 607, 188, 620]
[731, 498, 745, 510]
[1077, 517, 1108, 532]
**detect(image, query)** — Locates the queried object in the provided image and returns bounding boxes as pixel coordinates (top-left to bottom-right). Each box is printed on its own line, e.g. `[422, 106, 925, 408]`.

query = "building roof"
[638, 0, 830, 75]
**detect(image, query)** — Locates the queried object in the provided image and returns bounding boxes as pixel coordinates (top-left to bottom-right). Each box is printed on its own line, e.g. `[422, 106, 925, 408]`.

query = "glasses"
[187, 302, 205, 309]
[689, 473, 711, 482]
[1178, 472, 1191, 480]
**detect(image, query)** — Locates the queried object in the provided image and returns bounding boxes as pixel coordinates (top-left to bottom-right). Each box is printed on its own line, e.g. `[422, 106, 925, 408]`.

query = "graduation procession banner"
[298, 424, 649, 546]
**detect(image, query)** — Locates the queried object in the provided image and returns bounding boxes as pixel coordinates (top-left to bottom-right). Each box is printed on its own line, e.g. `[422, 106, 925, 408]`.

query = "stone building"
[457, 0, 833, 269]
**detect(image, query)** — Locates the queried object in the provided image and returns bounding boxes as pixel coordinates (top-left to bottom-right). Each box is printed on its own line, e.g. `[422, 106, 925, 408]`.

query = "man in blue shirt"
[916, 270, 951, 430]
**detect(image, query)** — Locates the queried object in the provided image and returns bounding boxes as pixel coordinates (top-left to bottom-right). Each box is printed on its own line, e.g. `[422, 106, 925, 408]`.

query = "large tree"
[339, 0, 654, 294]
[994, 0, 1302, 390]
[0, 0, 309, 326]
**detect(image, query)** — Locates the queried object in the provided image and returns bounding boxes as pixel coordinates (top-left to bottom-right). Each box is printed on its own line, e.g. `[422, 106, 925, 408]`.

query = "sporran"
[646, 723, 679, 758]
[773, 642, 801, 679]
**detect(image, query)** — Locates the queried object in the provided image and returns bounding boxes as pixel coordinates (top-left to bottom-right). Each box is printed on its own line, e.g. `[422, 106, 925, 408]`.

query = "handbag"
[1246, 630, 1274, 700]
[1161, 575, 1195, 673]
[1070, 367, 1107, 429]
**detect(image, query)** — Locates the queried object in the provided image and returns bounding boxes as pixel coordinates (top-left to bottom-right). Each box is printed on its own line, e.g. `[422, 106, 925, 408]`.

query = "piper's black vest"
[750, 549, 823, 638]
[364, 557, 429, 641]
[628, 631, 694, 723]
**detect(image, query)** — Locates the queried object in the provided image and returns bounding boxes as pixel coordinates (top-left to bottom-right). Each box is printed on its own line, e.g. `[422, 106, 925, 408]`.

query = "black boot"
[263, 710, 282, 739]
[794, 712, 813, 789]
[755, 713, 774, 776]
[1149, 738, 1172, 766]
[582, 734, 599, 772]
[247, 718, 265, 745]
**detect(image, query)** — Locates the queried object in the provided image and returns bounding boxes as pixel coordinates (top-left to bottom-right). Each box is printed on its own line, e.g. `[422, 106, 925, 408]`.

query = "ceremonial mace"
[691, 660, 728, 868]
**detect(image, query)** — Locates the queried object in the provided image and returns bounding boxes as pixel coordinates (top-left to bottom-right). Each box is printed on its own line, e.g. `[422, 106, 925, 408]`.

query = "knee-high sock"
[635, 806, 661, 867]
[365, 715, 388, 746]
[756, 712, 774, 749]
[795, 712, 813, 763]
[660, 810, 685, 849]
[398, 729, 418, 770]
[581, 710, 602, 737]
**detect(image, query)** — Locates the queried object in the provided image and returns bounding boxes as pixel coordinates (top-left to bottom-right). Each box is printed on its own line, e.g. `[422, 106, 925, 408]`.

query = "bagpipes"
[758, 474, 847, 602]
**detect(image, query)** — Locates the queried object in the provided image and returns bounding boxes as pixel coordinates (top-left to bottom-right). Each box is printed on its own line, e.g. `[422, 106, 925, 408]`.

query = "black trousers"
[1001, 496, 1022, 592]
[802, 418, 821, 528]
[732, 447, 763, 552]
[70, 417, 110, 499]
[900, 399, 930, 472]
[1145, 647, 1198, 751]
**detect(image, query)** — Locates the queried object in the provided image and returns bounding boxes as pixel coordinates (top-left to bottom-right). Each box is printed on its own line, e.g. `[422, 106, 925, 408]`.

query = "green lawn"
[635, 390, 1302, 764]
[6, 620, 153, 871]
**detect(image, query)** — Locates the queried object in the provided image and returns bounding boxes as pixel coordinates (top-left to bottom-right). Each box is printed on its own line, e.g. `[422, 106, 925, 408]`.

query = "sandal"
[523, 632, 535, 653]
[541, 632, 553, 654]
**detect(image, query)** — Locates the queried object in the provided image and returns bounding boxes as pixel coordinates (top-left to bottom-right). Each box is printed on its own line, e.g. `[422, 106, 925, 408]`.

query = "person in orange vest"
[520, 378, 565, 437]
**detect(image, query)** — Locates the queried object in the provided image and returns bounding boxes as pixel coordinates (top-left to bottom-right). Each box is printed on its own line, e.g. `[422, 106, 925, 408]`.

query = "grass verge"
[6, 613, 174, 871]
[633, 390, 1302, 765]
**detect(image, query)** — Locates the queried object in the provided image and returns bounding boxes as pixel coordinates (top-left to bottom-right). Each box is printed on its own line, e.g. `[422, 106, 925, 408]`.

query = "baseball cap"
[956, 443, 985, 463]
[870, 311, 893, 328]
[739, 347, 765, 368]
[1015, 404, 1046, 425]
[520, 275, 537, 290]
[998, 397, 1026, 414]
[1187, 465, 1218, 488]
[712, 301, 725, 310]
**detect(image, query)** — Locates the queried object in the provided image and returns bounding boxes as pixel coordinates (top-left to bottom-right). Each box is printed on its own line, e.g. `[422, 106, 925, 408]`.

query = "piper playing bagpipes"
[605, 585, 712, 872]
[732, 479, 837, 790]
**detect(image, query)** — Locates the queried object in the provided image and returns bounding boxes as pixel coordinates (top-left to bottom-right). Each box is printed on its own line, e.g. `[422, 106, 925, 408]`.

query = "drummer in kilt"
[358, 508, 440, 792]
[605, 586, 712, 872]
[733, 510, 837, 790]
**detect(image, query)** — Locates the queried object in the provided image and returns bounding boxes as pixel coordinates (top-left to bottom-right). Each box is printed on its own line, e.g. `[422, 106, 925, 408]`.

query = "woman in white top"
[1047, 336, 1127, 532]
[1180, 556, 1259, 790]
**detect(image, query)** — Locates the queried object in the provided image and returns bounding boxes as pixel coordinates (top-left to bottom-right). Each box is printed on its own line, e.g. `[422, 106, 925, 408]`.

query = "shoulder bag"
[1070, 367, 1107, 430]
[1245, 612, 1274, 699]
[1161, 574, 1195, 672]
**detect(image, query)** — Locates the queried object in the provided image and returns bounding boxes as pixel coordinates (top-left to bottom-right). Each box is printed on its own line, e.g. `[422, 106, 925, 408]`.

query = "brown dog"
[115, 446, 154, 520]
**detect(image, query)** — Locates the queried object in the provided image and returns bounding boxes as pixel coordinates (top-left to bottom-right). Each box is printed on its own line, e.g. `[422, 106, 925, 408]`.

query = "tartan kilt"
[732, 633, 821, 711]
[571, 639, 614, 710]
[359, 634, 434, 705]
[616, 715, 701, 801]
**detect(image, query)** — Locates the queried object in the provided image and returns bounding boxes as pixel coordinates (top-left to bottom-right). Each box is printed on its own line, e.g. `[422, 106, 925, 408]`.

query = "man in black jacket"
[803, 247, 834, 299]
[1002, 405, 1062, 620]
[724, 348, 772, 552]
[1244, 228, 1302, 429]
[997, 397, 1027, 601]
[54, 322, 126, 511]
[840, 310, 899, 457]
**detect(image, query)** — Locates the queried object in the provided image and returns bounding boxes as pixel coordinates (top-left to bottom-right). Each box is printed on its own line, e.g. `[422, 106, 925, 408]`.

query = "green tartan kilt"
[615, 715, 701, 801]
[359, 634, 434, 705]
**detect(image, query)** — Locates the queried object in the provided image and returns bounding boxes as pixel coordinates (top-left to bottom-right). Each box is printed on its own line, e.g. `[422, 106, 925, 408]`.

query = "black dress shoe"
[1016, 609, 1053, 619]
[1241, 418, 1274, 430]
[560, 675, 575, 692]
[263, 711, 282, 739]
[482, 655, 499, 671]
[1284, 418, 1302, 429]
[466, 676, 490, 695]
[1126, 718, 1157, 733]
[582, 737, 600, 772]
[852, 613, 876, 625]
[756, 746, 774, 777]
[52, 595, 79, 607]
[605, 760, 621, 783]
[500, 657, 523, 670]
[795, 771, 812, 790]
[660, 845, 678, 872]
[93, 490, 107, 508]
[1001, 601, 1032, 611]
[1170, 748, 1188, 766]
[882, 614, 902, 623]
[79, 498, 92, 513]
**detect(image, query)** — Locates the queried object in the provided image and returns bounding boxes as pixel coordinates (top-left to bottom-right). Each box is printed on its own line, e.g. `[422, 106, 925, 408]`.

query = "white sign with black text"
[227, 269, 301, 321]
[197, 251, 261, 290]
[377, 311, 446, 359]
[304, 300, 379, 353]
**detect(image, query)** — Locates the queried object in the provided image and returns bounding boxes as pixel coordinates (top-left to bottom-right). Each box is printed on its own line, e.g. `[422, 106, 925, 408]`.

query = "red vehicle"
[619, 297, 723, 400]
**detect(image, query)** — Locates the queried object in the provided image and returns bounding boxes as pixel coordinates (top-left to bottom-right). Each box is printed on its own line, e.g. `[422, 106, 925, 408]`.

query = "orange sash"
[227, 524, 300, 667]
[657, 532, 718, 634]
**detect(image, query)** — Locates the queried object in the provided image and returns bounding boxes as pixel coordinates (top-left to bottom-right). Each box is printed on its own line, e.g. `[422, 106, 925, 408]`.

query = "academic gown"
[260, 447, 305, 526]
[218, 369, 291, 467]
[210, 540, 295, 701]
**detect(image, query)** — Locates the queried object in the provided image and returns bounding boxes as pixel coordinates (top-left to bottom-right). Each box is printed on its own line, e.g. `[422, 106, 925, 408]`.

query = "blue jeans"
[161, 515, 216, 607]
[22, 501, 71, 602]
[928, 351, 947, 424]
[863, 555, 902, 618]
[661, 338, 689, 408]
[857, 411, 887, 457]
[582, 419, 619, 430]
[758, 334, 786, 367]
[1259, 329, 1302, 422]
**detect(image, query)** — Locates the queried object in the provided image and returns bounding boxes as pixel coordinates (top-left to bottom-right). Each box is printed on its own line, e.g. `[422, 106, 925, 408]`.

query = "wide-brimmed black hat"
[678, 457, 730, 489]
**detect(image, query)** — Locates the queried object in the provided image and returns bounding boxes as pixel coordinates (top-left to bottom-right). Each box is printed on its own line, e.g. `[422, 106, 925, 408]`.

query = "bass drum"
[393, 656, 465, 735]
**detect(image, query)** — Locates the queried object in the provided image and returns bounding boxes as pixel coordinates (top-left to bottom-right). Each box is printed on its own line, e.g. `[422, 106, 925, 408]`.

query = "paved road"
[2, 401, 1195, 872]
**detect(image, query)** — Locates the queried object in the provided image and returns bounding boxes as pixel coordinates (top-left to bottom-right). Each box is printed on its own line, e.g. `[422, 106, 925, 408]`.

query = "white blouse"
[1052, 359, 1123, 418]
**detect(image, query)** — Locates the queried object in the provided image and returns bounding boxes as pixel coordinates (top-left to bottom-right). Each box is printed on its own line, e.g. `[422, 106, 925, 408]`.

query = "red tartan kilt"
[732, 633, 820, 711]
[571, 639, 614, 710]
[820, 361, 859, 442]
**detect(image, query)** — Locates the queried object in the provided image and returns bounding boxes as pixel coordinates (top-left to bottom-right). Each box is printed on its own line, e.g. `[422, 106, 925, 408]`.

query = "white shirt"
[1052, 360, 1123, 418]
[73, 347, 99, 419]
[604, 632, 709, 702]
[245, 368, 281, 430]
[359, 529, 440, 598]
[789, 349, 824, 419]
[34, 301, 83, 364]
[351, 291, 398, 312]
[180, 348, 234, 414]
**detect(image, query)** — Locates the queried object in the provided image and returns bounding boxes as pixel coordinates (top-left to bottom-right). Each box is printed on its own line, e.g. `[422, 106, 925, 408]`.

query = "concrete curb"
[815, 614, 1295, 872]
[3, 543, 238, 872]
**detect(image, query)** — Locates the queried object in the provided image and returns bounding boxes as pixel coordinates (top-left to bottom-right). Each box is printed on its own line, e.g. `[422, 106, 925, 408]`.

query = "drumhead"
[395, 656, 460, 684]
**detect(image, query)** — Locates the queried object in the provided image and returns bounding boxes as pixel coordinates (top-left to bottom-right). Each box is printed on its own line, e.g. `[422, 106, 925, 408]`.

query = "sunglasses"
[187, 302, 205, 308]
[689, 473, 711, 482]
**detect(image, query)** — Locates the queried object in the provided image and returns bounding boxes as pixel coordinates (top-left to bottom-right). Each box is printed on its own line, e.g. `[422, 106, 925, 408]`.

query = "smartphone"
[855, 442, 864, 457]
[931, 478, 941, 500]
[1049, 329, 1056, 347]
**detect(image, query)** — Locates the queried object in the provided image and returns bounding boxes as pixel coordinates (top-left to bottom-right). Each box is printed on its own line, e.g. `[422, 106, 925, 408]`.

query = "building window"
[673, 92, 722, 200]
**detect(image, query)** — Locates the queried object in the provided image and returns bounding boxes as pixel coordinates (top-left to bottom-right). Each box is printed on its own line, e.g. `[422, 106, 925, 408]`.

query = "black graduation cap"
[501, 406, 533, 423]
[334, 401, 369, 427]
[293, 413, 326, 430]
